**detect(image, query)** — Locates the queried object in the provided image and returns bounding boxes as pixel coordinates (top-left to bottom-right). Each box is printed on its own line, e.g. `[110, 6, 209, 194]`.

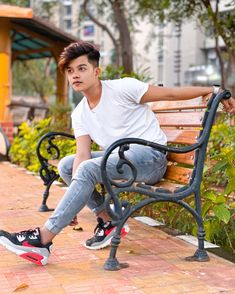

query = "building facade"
[30, 0, 233, 87]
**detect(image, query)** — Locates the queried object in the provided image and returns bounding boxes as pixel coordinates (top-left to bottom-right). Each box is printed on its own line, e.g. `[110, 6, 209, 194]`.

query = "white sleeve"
[71, 104, 89, 138]
[120, 77, 149, 104]
[72, 119, 89, 138]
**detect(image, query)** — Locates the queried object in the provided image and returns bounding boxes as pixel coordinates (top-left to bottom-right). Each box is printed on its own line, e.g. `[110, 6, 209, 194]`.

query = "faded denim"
[44, 145, 167, 234]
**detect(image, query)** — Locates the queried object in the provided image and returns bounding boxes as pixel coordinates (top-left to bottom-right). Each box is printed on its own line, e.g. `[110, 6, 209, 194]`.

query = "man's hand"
[221, 97, 235, 114]
[69, 215, 78, 226]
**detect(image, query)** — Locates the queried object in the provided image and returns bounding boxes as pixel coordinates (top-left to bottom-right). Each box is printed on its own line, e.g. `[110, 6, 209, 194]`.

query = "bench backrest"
[151, 95, 211, 186]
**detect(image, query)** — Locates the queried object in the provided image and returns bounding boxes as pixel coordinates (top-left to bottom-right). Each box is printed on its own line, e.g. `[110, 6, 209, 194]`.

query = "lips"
[73, 81, 82, 86]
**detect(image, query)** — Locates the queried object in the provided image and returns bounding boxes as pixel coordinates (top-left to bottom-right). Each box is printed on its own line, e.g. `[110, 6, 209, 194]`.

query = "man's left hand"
[222, 97, 235, 114]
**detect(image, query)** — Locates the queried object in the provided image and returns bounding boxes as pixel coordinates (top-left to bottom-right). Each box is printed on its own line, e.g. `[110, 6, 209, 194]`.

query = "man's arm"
[72, 135, 91, 176]
[140, 85, 235, 114]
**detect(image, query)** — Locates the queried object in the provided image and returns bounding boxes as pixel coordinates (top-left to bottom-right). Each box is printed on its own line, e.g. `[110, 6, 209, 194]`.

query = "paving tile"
[0, 161, 235, 294]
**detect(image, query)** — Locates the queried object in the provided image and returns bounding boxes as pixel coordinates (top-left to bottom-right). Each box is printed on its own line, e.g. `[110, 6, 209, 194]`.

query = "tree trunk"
[82, 0, 121, 68]
[226, 53, 235, 97]
[82, 0, 133, 73]
[214, 1, 225, 88]
[214, 36, 225, 88]
[110, 0, 133, 73]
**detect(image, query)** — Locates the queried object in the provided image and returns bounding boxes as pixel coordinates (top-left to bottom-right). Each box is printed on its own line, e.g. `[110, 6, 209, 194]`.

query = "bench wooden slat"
[167, 151, 195, 165]
[154, 181, 183, 192]
[153, 105, 206, 111]
[164, 165, 192, 184]
[151, 95, 210, 112]
[163, 129, 200, 144]
[156, 112, 205, 127]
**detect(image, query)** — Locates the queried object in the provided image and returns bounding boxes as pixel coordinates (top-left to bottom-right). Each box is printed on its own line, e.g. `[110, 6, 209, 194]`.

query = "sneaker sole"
[84, 224, 130, 250]
[0, 237, 49, 265]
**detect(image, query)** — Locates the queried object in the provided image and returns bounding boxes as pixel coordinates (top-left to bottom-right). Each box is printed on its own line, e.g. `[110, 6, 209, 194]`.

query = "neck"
[82, 79, 102, 109]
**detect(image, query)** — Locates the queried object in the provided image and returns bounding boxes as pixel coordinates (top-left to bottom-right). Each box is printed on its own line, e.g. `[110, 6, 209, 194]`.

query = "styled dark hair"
[58, 41, 100, 72]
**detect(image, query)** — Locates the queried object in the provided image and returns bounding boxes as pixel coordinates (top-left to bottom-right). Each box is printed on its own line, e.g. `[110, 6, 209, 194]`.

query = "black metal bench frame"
[36, 90, 231, 270]
[36, 132, 75, 212]
[0, 125, 11, 161]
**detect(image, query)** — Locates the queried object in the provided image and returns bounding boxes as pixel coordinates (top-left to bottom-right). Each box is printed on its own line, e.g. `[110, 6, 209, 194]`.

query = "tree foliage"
[0, 0, 29, 6]
[137, 0, 235, 49]
[137, 0, 235, 90]
[12, 59, 56, 102]
[80, 0, 235, 86]
[1, 0, 58, 99]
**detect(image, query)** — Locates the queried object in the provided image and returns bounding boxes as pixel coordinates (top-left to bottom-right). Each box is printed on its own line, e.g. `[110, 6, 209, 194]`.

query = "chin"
[73, 85, 85, 91]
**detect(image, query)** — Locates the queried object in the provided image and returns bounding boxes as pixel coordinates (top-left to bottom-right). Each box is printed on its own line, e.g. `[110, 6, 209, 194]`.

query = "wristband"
[213, 85, 220, 94]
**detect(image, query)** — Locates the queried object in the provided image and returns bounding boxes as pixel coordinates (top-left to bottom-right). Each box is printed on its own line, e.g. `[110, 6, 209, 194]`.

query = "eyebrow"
[67, 64, 88, 70]
[77, 64, 88, 67]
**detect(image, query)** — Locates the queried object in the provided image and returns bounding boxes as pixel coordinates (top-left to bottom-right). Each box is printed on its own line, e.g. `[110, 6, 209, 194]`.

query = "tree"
[12, 59, 55, 103]
[81, 0, 134, 73]
[136, 0, 235, 92]
[200, 0, 235, 92]
[0, 0, 29, 6]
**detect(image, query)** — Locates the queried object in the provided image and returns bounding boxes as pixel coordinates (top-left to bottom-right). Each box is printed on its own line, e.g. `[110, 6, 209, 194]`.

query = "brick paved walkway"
[0, 161, 234, 294]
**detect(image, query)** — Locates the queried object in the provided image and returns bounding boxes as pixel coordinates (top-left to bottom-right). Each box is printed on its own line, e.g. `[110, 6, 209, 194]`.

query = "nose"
[72, 69, 79, 79]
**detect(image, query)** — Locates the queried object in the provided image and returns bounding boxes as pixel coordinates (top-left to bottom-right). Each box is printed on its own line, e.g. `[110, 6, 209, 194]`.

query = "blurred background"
[0, 0, 234, 134]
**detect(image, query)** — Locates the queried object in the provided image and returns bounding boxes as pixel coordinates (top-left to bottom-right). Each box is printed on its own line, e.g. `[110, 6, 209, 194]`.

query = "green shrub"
[9, 117, 75, 173]
[200, 115, 235, 250]
[100, 65, 152, 82]
[9, 118, 54, 172]
[48, 103, 72, 131]
[9, 116, 99, 174]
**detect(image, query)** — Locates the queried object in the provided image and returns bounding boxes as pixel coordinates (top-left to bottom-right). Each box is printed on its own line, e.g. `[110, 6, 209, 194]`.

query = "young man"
[0, 42, 234, 266]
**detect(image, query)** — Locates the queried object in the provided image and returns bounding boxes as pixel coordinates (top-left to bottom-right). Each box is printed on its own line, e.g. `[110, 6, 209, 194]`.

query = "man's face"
[66, 55, 99, 92]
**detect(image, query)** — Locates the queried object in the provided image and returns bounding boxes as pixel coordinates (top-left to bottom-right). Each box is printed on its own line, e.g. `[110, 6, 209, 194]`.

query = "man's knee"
[57, 155, 73, 177]
[75, 159, 101, 183]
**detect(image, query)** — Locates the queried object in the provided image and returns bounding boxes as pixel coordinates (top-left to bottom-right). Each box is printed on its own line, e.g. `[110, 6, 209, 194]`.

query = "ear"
[95, 67, 101, 77]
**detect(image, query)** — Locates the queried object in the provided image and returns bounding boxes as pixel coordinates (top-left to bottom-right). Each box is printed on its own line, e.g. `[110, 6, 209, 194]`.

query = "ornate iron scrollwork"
[101, 90, 231, 270]
[36, 131, 74, 211]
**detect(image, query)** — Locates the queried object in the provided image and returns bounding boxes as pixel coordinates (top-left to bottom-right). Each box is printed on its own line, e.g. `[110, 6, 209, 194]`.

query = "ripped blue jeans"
[44, 145, 167, 234]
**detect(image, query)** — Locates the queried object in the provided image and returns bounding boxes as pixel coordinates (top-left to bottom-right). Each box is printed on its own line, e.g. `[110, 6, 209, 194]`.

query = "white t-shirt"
[71, 77, 167, 150]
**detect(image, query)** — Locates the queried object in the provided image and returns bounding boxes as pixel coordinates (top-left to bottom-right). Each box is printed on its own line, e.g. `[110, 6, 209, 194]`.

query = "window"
[62, 0, 72, 5]
[83, 25, 94, 37]
[65, 5, 72, 15]
[65, 19, 72, 30]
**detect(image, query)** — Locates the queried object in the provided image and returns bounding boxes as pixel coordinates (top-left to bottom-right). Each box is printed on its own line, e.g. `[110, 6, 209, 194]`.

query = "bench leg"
[185, 190, 210, 262]
[104, 223, 129, 271]
[39, 176, 59, 212]
[186, 226, 210, 262]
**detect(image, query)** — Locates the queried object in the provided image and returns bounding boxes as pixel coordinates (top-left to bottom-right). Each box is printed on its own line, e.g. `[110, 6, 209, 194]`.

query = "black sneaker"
[84, 217, 129, 250]
[0, 227, 52, 265]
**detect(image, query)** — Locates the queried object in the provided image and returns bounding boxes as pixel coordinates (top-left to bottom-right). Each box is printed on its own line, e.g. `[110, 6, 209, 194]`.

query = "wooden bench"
[36, 89, 231, 270]
[0, 125, 11, 161]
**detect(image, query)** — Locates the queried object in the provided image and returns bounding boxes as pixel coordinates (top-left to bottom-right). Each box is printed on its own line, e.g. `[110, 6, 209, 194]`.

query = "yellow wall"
[0, 19, 11, 121]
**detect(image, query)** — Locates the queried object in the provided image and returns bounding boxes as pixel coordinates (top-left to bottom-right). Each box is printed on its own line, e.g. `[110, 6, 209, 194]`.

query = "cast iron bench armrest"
[36, 131, 75, 211]
[100, 89, 232, 270]
[101, 89, 231, 193]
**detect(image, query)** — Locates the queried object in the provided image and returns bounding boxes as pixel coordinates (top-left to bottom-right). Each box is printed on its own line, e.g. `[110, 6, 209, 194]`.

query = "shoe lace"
[93, 218, 105, 234]
[16, 228, 38, 238]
